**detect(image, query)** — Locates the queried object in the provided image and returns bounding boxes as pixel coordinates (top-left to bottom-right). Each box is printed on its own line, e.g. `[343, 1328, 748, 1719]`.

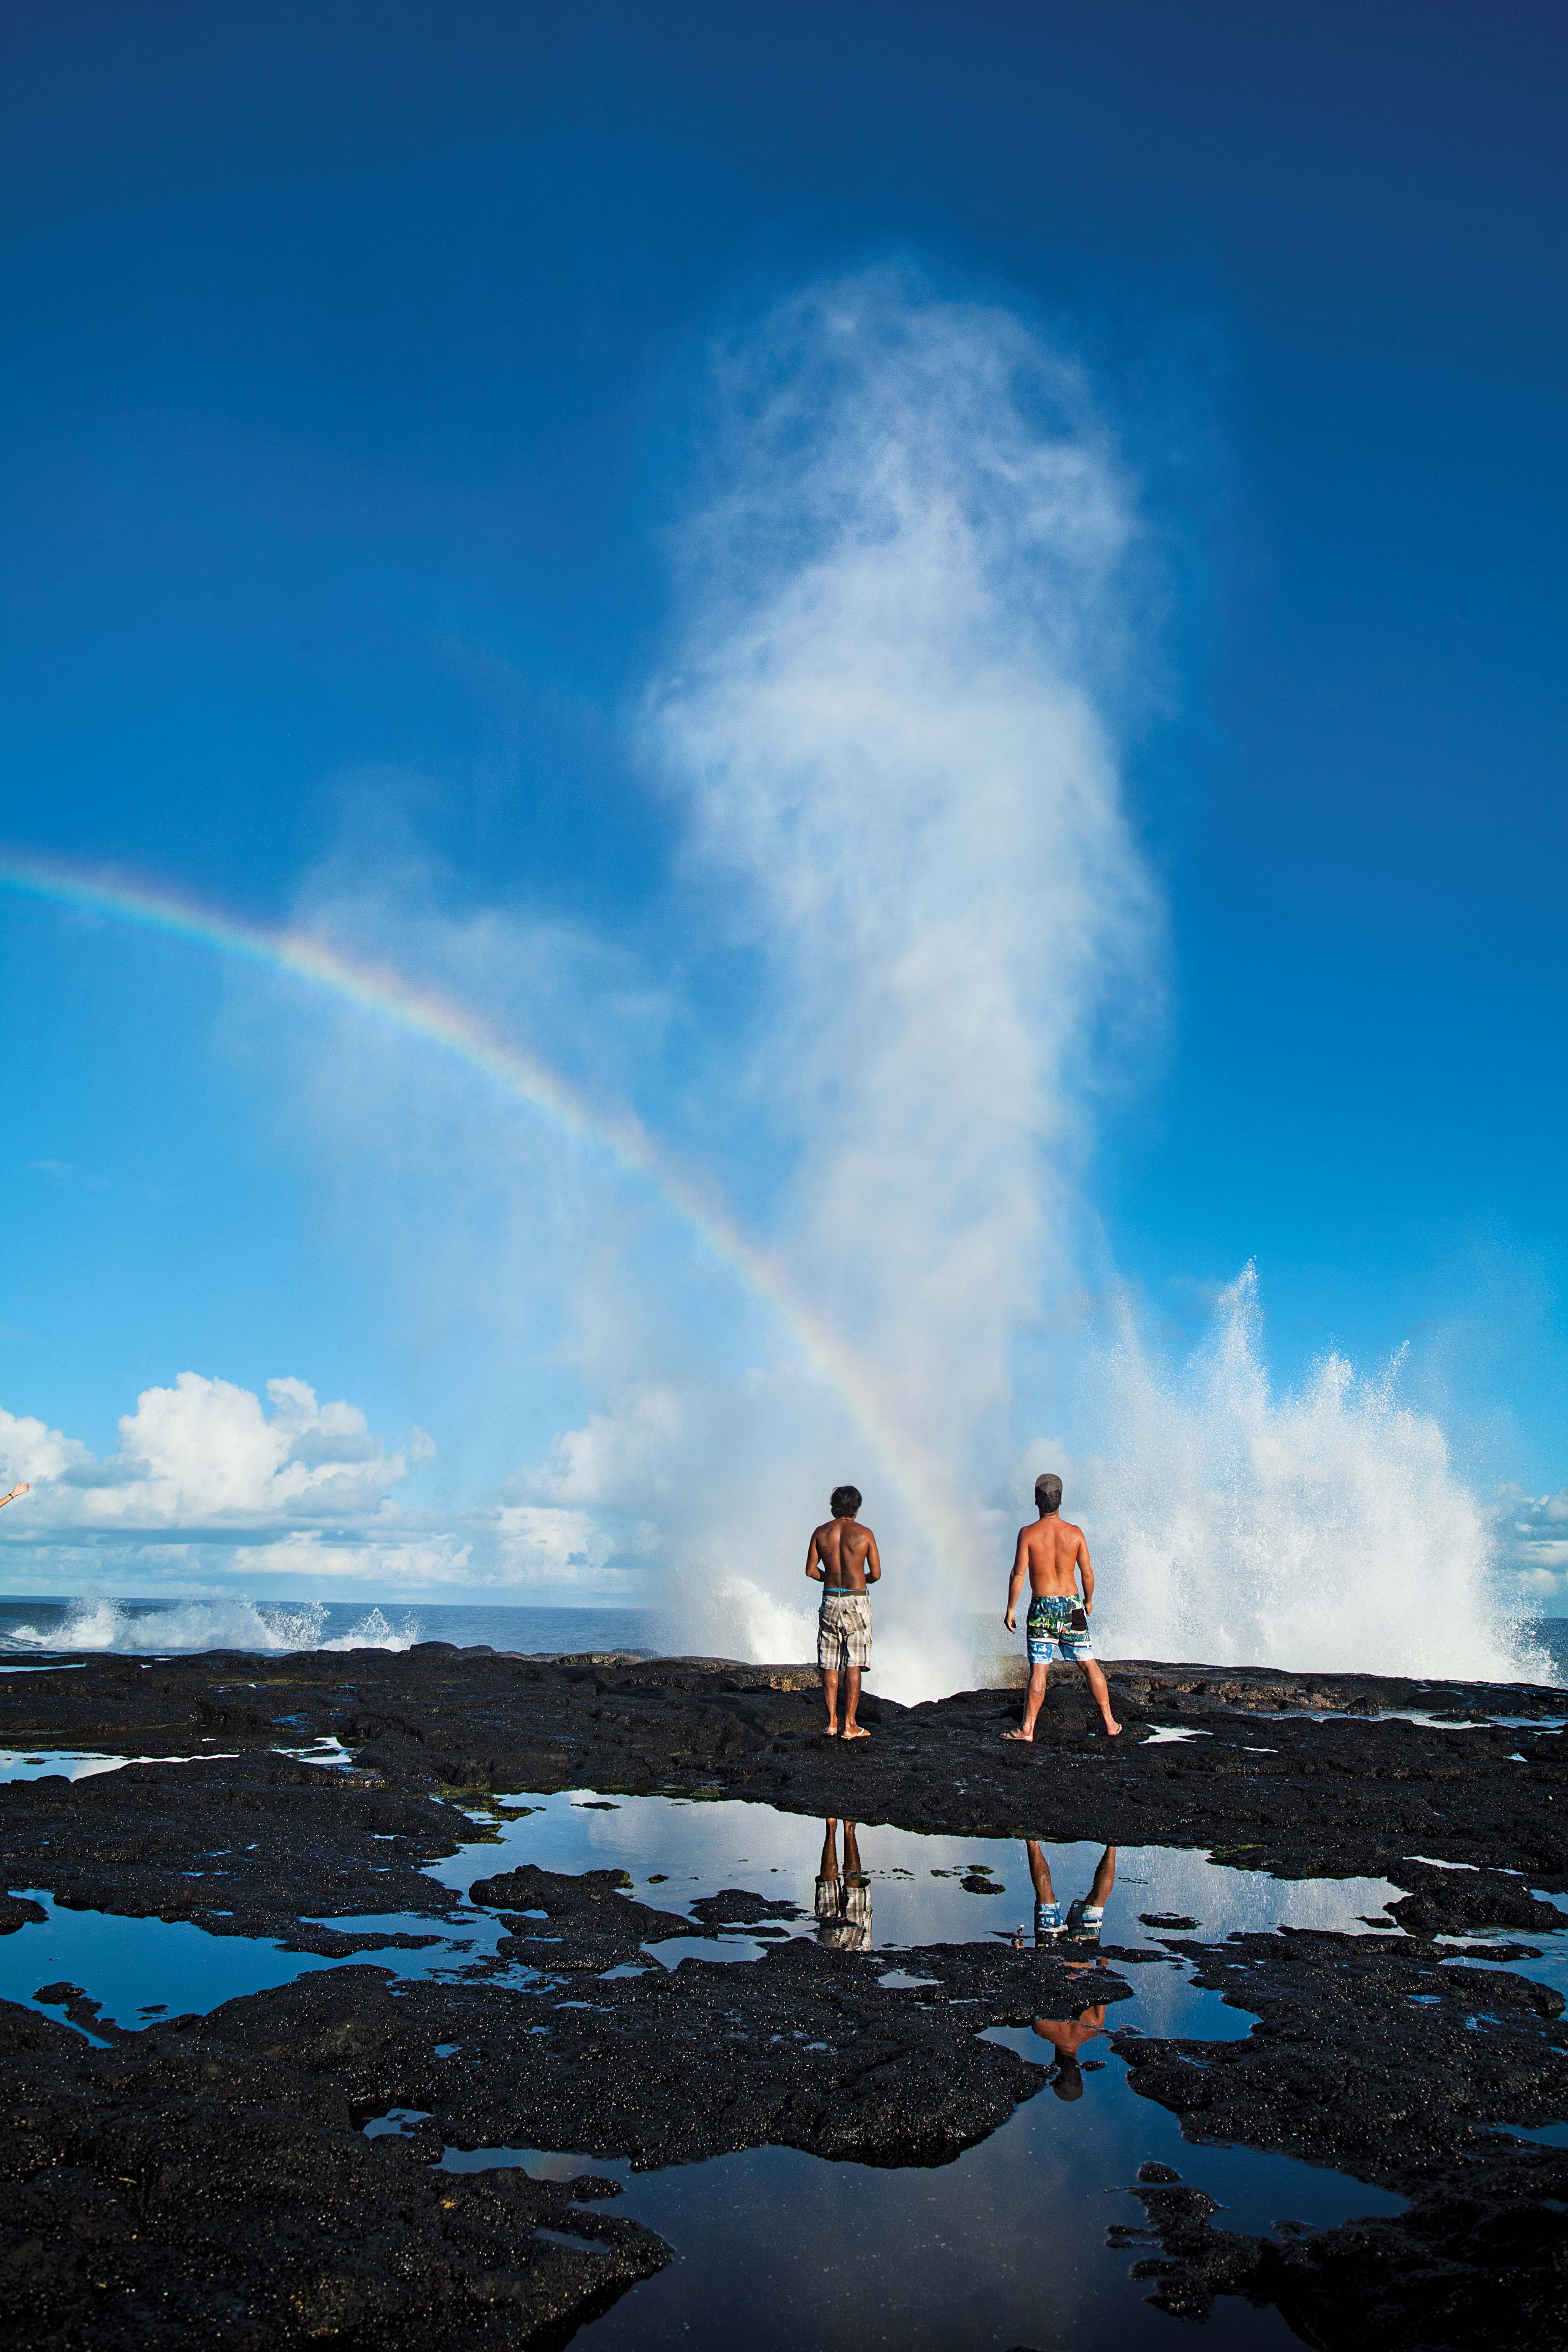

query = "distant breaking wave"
[0, 1596, 422, 1656]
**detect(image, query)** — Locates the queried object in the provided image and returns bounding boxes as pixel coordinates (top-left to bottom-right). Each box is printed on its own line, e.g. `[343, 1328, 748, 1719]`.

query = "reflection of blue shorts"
[1026, 1595, 1094, 1666]
[1066, 1898, 1104, 1949]
[1035, 1897, 1104, 1947]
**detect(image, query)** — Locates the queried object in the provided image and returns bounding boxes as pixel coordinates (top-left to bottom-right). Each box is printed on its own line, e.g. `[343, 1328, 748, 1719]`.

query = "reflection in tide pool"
[433, 2073, 1403, 2352]
[0, 1892, 348, 2033]
[431, 1787, 1411, 1959]
[0, 1748, 238, 1782]
[0, 1781, 1493, 2344]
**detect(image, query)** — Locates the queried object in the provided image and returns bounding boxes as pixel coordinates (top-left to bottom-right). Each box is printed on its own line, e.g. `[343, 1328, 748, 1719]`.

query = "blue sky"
[1, 2, 1564, 1630]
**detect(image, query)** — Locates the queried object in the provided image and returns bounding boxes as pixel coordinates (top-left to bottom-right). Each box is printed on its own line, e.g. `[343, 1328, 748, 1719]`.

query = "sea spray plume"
[655, 275, 1161, 1689]
[1083, 1266, 1543, 1681]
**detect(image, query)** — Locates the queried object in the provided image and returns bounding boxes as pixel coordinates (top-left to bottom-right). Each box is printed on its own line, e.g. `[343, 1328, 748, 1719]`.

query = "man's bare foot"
[1001, 1728, 1034, 1743]
[841, 1725, 871, 1740]
[824, 1724, 840, 1737]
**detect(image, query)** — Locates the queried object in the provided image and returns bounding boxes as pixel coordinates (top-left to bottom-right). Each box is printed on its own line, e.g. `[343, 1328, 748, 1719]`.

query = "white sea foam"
[1075, 1270, 1546, 1684]
[317, 1606, 420, 1653]
[0, 1595, 421, 1656]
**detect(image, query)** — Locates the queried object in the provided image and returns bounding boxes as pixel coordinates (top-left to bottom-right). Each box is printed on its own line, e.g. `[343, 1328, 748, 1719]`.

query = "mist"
[266, 272, 1534, 1696]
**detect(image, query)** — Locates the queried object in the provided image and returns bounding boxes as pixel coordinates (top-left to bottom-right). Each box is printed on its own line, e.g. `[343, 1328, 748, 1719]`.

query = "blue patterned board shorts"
[1026, 1594, 1095, 1666]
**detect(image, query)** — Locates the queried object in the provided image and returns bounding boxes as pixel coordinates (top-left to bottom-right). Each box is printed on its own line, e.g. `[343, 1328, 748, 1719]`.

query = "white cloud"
[0, 1372, 651, 1604]
[511, 1388, 685, 1509]
[1487, 1485, 1568, 1601]
[0, 1374, 414, 1534]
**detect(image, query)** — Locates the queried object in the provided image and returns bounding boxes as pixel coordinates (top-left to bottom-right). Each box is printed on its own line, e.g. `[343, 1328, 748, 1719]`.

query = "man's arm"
[805, 1526, 825, 1583]
[1076, 1531, 1096, 1614]
[1004, 1527, 1029, 1630]
[864, 1530, 882, 1585]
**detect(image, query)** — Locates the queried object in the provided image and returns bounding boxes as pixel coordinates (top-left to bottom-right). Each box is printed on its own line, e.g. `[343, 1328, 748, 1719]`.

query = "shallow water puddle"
[0, 1782, 1432, 2039]
[3, 1783, 1554, 2344]
[0, 1890, 520, 2033]
[434, 1786, 1411, 1963]
[6, 1779, 1565, 2033]
[422, 2050, 1404, 2352]
[0, 1747, 239, 1782]
[272, 1735, 357, 1769]
[0, 1890, 351, 2032]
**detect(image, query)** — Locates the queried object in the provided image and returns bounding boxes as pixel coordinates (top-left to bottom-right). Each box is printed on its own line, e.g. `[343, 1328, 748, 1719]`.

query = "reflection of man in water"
[1027, 1839, 1116, 1948]
[815, 1817, 872, 1951]
[1019, 1842, 1117, 2099]
[1030, 2004, 1108, 2101]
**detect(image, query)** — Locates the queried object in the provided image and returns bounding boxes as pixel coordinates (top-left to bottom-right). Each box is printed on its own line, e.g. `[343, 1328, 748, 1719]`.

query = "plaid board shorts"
[818, 1589, 872, 1673]
[815, 1875, 873, 1951]
[1026, 1593, 1095, 1665]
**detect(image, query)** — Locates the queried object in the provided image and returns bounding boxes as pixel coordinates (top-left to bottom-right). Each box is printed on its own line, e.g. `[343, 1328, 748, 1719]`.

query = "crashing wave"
[0, 1595, 421, 1656]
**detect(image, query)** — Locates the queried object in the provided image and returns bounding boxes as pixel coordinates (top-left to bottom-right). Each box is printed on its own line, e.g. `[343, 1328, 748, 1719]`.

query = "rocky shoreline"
[2, 1645, 1564, 2348]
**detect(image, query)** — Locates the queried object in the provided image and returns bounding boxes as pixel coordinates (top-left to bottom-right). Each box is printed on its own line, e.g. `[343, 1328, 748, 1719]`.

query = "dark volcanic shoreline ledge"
[5, 1642, 1564, 1899]
[3, 1647, 1565, 2350]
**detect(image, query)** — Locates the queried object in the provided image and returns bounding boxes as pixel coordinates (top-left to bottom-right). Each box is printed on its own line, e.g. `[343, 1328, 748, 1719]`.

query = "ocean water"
[0, 1594, 676, 1660]
[2, 1591, 1563, 1686]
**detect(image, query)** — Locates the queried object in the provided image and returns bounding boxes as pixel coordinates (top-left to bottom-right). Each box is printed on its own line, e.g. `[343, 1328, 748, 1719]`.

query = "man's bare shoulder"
[1057, 1516, 1087, 1543]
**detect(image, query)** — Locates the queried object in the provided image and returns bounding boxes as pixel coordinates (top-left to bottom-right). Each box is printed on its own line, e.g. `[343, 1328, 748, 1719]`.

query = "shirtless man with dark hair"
[1003, 1473, 1122, 1740]
[805, 1485, 880, 1740]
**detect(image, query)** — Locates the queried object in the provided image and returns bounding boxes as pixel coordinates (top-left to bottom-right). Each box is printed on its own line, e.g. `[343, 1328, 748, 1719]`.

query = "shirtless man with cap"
[1003, 1473, 1122, 1740]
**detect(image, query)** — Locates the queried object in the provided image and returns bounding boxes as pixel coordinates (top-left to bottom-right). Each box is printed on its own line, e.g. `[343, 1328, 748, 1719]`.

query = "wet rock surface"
[0, 1911, 1128, 2347]
[4, 1645, 1562, 1911]
[2, 1645, 1565, 2347]
[0, 1993, 669, 2350]
[1113, 2140, 1568, 2351]
[1109, 1928, 1568, 2348]
[1112, 1926, 1568, 2174]
[0, 1748, 472, 1953]
[468, 1863, 700, 1973]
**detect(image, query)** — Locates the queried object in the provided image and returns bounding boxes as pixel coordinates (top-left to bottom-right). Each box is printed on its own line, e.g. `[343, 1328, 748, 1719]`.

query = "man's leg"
[814, 1817, 842, 1947]
[1081, 1658, 1122, 1738]
[841, 1663, 868, 1738]
[1086, 1844, 1117, 1907]
[1003, 1660, 1050, 1741]
[821, 1666, 840, 1735]
[843, 1820, 864, 1880]
[1026, 1836, 1063, 1939]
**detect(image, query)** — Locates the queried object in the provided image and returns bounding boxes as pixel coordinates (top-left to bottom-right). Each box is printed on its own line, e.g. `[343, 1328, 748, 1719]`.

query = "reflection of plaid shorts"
[818, 1590, 872, 1672]
[815, 1875, 872, 1951]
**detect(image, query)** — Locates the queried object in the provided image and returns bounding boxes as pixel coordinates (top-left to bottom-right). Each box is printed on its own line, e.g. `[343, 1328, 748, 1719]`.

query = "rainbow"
[0, 847, 972, 1561]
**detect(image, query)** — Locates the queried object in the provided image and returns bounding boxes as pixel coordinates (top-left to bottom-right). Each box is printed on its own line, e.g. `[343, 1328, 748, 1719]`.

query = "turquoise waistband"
[820, 1587, 869, 1598]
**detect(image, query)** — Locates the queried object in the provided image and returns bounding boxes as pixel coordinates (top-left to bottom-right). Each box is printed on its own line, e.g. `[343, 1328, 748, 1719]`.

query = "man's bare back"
[806, 1514, 879, 1593]
[1011, 1511, 1091, 1600]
